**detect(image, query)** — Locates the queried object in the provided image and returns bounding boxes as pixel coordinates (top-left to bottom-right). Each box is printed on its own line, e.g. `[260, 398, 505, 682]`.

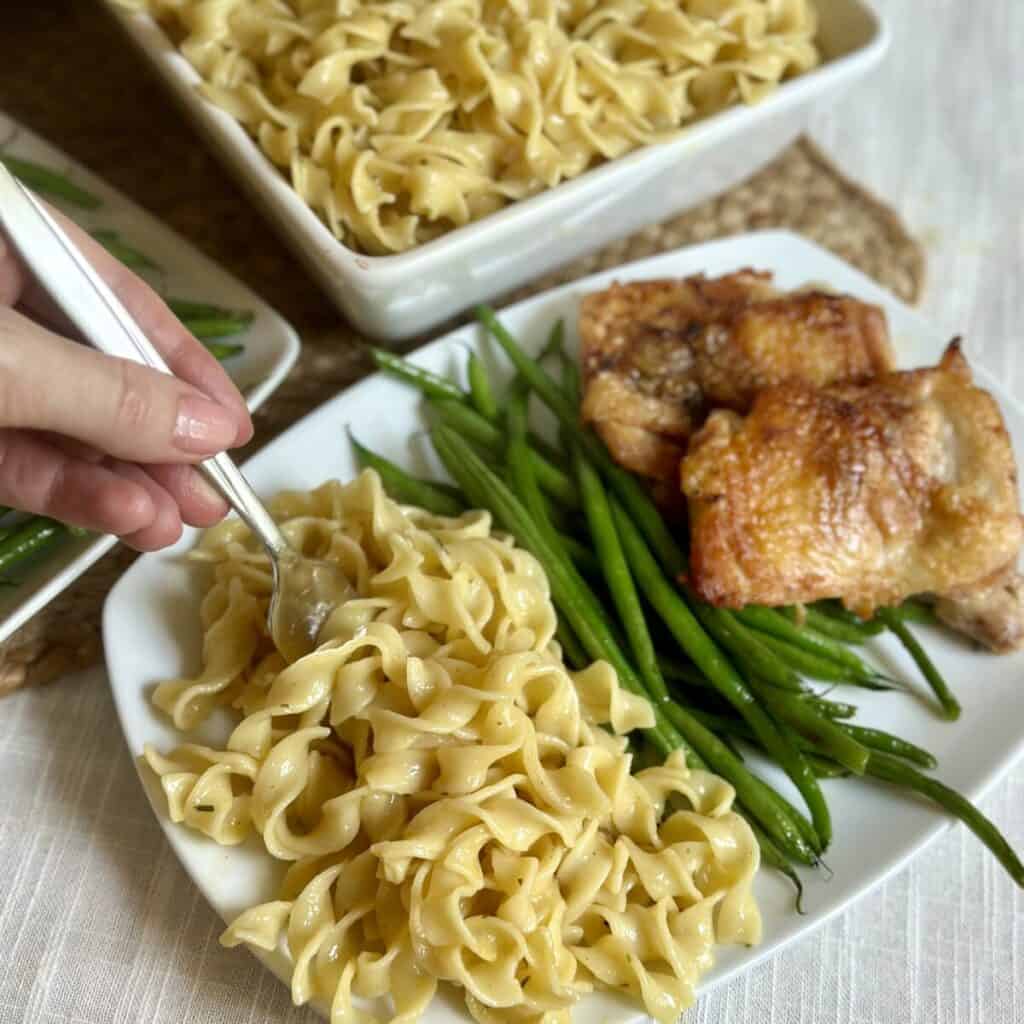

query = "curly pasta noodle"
[117, 0, 819, 254]
[144, 469, 760, 1023]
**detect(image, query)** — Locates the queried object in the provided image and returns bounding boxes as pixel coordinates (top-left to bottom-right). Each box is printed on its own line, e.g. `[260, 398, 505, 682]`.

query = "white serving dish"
[104, 231, 1024, 1024]
[0, 112, 300, 645]
[106, 1, 889, 341]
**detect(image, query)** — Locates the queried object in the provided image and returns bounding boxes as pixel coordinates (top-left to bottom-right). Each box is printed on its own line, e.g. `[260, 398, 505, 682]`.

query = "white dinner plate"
[104, 231, 1024, 1023]
[0, 112, 300, 644]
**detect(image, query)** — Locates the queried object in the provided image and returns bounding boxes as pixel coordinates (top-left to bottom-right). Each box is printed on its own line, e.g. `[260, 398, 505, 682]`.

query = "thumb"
[0, 306, 242, 463]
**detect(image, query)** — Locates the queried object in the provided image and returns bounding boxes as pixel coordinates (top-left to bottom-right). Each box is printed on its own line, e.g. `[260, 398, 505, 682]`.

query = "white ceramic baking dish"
[106, 1, 889, 341]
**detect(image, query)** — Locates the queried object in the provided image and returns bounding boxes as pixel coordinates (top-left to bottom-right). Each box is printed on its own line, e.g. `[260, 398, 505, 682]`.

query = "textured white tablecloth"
[1, 2, 1021, 1022]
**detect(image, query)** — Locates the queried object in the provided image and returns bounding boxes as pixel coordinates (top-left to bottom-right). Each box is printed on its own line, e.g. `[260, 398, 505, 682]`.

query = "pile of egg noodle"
[144, 470, 760, 1023]
[120, 0, 820, 253]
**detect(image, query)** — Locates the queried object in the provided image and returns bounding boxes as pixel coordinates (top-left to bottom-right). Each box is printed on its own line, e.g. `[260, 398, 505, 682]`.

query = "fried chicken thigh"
[681, 342, 1024, 618]
[933, 568, 1024, 653]
[579, 270, 893, 481]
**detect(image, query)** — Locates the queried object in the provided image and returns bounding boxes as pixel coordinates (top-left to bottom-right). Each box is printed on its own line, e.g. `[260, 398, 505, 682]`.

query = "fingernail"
[235, 411, 255, 446]
[174, 396, 240, 454]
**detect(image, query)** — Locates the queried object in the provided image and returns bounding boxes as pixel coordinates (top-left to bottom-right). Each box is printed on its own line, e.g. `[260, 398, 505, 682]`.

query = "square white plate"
[103, 231, 1024, 1023]
[105, 1, 887, 339]
[0, 112, 300, 644]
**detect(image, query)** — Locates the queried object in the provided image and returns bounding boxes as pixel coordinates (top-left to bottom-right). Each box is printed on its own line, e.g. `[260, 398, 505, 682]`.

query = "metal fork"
[0, 166, 351, 660]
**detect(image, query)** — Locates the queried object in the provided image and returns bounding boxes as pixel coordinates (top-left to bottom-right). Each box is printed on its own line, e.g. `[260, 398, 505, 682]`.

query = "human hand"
[0, 201, 252, 550]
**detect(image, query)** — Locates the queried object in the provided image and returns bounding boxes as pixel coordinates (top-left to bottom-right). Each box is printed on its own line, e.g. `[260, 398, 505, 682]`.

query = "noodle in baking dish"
[142, 469, 761, 1024]
[115, 0, 820, 254]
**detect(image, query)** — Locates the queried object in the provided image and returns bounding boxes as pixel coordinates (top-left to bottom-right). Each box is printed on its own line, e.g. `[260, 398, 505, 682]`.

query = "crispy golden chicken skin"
[681, 342, 1024, 617]
[579, 270, 893, 481]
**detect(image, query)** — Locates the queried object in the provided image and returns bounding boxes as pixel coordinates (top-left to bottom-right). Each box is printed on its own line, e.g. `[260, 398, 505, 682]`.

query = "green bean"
[740, 814, 806, 913]
[2, 155, 101, 209]
[877, 608, 960, 720]
[736, 605, 875, 674]
[0, 519, 67, 576]
[683, 706, 748, 737]
[662, 654, 857, 720]
[557, 341, 579, 459]
[90, 230, 158, 270]
[629, 736, 662, 771]
[182, 315, 253, 340]
[559, 347, 579, 402]
[667, 696, 827, 856]
[540, 494, 572, 533]
[349, 434, 464, 517]
[807, 755, 851, 778]
[0, 508, 28, 546]
[658, 655, 708, 690]
[462, 435, 577, 555]
[431, 399, 580, 507]
[467, 352, 499, 420]
[896, 599, 937, 625]
[574, 445, 669, 703]
[660, 702, 819, 864]
[664, 678, 745, 723]
[433, 394, 505, 447]
[783, 605, 875, 645]
[166, 298, 245, 321]
[506, 386, 600, 579]
[839, 724, 937, 770]
[689, 706, 845, 776]
[663, 677, 828, 854]
[611, 497, 829, 849]
[538, 320, 566, 362]
[865, 752, 1024, 887]
[370, 346, 466, 402]
[431, 425, 685, 757]
[719, 733, 747, 762]
[506, 380, 551, 524]
[684, 706, 848, 818]
[690, 701, 935, 774]
[807, 697, 857, 720]
[692, 605, 805, 692]
[476, 305, 686, 574]
[204, 342, 245, 361]
[746, 630, 893, 689]
[555, 618, 588, 670]
[749, 681, 870, 775]
[812, 600, 885, 637]
[379, 344, 568, 464]
[477, 306, 830, 710]
[684, 698, 1022, 888]
[558, 535, 600, 577]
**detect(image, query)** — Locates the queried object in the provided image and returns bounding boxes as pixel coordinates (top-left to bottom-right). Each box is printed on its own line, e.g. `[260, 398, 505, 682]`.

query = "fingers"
[43, 434, 229, 530]
[0, 305, 243, 464]
[108, 462, 183, 552]
[15, 206, 253, 445]
[143, 463, 229, 529]
[0, 428, 155, 537]
[0, 227, 30, 307]
[0, 429, 232, 550]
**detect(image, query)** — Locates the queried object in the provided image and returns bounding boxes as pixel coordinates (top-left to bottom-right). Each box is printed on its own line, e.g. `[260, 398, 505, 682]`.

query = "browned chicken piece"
[681, 341, 1024, 619]
[933, 566, 1024, 653]
[692, 290, 893, 410]
[579, 270, 894, 481]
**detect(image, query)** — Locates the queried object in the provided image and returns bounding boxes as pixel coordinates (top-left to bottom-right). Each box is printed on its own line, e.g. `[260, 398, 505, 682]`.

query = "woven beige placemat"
[0, 6, 924, 693]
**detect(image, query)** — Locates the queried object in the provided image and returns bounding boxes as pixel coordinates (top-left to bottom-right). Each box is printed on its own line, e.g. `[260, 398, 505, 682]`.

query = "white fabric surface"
[1, 1, 1021, 1022]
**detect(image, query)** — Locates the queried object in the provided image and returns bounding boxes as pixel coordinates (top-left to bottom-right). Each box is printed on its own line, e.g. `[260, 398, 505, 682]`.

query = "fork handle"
[0, 167, 288, 557]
